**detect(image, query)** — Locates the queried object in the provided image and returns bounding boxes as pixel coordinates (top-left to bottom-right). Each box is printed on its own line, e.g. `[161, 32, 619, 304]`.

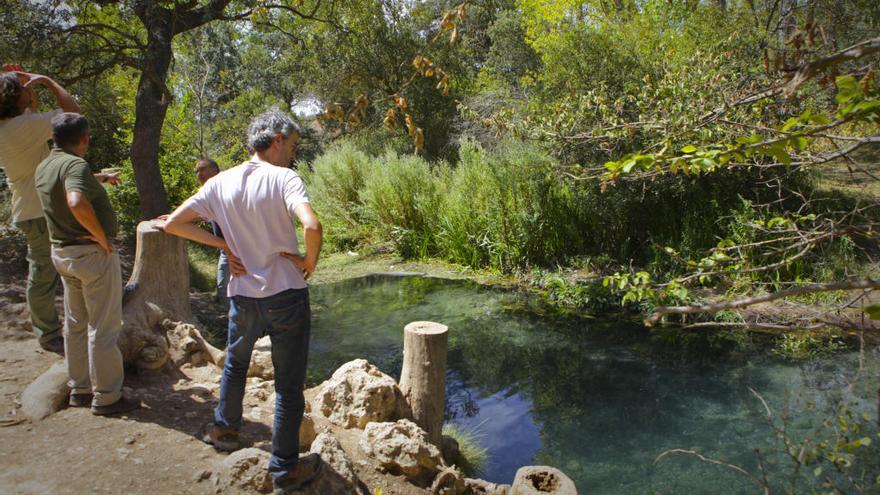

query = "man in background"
[0, 65, 79, 352]
[193, 157, 230, 306]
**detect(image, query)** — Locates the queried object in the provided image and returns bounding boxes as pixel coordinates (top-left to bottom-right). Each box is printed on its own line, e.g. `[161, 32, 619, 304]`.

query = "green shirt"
[34, 147, 117, 245]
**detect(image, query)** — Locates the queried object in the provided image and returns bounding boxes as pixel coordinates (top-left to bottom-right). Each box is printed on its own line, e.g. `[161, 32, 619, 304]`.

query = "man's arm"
[281, 203, 323, 280]
[17, 71, 79, 113]
[67, 191, 111, 254]
[162, 204, 246, 275]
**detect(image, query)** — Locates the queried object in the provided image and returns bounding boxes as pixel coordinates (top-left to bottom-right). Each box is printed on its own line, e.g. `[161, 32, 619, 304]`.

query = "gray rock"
[299, 414, 316, 451]
[314, 359, 408, 429]
[211, 447, 273, 493]
[20, 362, 69, 421]
[465, 478, 510, 495]
[310, 432, 359, 493]
[248, 336, 274, 380]
[431, 467, 466, 495]
[359, 419, 443, 487]
[211, 447, 351, 495]
[510, 466, 577, 495]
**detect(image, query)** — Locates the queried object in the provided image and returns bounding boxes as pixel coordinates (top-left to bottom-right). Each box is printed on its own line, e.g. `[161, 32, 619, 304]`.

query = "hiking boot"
[39, 336, 64, 354]
[69, 393, 93, 407]
[91, 396, 141, 416]
[272, 453, 324, 494]
[200, 422, 241, 453]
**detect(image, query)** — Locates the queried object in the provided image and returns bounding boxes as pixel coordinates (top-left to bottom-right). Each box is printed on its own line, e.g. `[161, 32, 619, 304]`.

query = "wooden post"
[399, 321, 448, 447]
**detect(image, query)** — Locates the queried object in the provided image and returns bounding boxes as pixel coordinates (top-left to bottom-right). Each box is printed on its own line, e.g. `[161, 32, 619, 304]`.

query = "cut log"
[117, 220, 223, 370]
[399, 321, 448, 447]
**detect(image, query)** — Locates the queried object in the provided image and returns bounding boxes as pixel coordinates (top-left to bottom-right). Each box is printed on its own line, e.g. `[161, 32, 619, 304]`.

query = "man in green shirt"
[34, 113, 139, 415]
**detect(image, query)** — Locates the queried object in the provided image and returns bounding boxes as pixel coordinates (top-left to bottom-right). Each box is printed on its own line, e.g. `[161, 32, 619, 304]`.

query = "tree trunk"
[117, 220, 223, 370]
[399, 321, 448, 447]
[130, 27, 173, 219]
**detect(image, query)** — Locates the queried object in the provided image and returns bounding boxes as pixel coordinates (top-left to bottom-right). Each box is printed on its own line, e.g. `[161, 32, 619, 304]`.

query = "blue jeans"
[214, 288, 311, 481]
[216, 251, 229, 306]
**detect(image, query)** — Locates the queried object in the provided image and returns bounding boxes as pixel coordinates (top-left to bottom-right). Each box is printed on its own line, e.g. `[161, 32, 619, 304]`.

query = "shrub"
[360, 150, 442, 258]
[300, 141, 377, 250]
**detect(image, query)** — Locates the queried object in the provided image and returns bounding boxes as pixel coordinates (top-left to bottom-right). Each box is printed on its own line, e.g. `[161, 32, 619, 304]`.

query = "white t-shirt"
[0, 109, 61, 223]
[182, 160, 311, 298]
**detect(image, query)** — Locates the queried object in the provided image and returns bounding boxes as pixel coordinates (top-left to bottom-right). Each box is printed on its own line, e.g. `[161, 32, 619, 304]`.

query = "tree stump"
[117, 220, 223, 369]
[399, 321, 448, 447]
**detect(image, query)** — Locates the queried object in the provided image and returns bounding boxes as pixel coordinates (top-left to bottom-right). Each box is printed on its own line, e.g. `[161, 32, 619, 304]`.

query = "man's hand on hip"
[281, 252, 316, 280]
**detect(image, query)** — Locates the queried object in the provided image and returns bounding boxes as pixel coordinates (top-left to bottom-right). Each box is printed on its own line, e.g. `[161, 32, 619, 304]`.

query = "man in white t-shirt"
[163, 109, 324, 494]
[0, 65, 80, 352]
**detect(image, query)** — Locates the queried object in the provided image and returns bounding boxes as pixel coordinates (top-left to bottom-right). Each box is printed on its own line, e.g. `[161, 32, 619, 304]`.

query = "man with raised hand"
[163, 108, 324, 494]
[34, 112, 139, 415]
[0, 65, 79, 353]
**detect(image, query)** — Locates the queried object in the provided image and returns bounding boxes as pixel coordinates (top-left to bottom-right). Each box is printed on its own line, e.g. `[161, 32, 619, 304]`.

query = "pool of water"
[307, 275, 879, 493]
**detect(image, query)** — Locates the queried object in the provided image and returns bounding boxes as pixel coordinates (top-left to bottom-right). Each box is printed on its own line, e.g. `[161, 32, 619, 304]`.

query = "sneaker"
[272, 453, 324, 494]
[69, 393, 93, 407]
[91, 396, 141, 416]
[39, 336, 64, 354]
[200, 422, 241, 453]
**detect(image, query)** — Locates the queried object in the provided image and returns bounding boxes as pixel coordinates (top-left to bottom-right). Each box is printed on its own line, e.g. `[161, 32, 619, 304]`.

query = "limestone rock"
[21, 362, 69, 421]
[431, 467, 466, 495]
[211, 447, 354, 495]
[510, 466, 577, 495]
[310, 431, 359, 493]
[465, 478, 511, 495]
[299, 413, 317, 451]
[248, 336, 274, 380]
[211, 447, 273, 494]
[314, 359, 408, 429]
[359, 419, 443, 486]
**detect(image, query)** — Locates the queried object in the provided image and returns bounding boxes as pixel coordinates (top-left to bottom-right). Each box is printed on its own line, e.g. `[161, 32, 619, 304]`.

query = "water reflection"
[308, 275, 878, 493]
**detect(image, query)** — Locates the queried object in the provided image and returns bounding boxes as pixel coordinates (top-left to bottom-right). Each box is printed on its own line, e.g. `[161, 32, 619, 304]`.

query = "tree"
[19, 0, 338, 219]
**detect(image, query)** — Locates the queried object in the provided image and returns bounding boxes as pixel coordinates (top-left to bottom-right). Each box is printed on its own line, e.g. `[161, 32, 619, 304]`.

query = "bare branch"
[647, 279, 880, 326]
[655, 449, 770, 495]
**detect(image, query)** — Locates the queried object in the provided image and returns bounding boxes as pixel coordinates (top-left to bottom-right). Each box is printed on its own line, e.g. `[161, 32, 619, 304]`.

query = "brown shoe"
[69, 393, 93, 407]
[39, 336, 64, 354]
[272, 453, 323, 494]
[200, 422, 240, 452]
[91, 396, 141, 416]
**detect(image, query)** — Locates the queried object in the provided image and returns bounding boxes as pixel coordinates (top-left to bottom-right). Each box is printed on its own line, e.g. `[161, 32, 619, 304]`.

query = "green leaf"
[808, 113, 831, 125]
[814, 467, 822, 477]
[681, 145, 697, 153]
[781, 117, 800, 132]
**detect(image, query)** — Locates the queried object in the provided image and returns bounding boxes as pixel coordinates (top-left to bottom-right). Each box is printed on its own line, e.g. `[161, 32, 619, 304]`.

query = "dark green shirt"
[34, 147, 117, 245]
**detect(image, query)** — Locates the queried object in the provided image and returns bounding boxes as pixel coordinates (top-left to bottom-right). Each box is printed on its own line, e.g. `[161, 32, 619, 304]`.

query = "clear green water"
[308, 275, 880, 494]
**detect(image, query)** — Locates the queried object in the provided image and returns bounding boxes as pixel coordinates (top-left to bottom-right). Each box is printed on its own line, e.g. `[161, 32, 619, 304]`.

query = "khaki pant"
[14, 217, 62, 342]
[51, 244, 123, 407]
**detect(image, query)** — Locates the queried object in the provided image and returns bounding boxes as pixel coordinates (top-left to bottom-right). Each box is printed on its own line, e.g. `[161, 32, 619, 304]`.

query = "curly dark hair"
[0, 72, 23, 120]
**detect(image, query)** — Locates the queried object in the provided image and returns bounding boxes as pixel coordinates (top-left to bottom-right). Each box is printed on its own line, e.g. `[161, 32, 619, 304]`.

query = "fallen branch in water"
[646, 279, 880, 326]
[655, 449, 770, 495]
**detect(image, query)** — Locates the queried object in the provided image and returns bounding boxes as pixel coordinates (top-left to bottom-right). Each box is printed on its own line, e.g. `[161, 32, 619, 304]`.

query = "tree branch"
[647, 279, 880, 326]
[784, 36, 880, 96]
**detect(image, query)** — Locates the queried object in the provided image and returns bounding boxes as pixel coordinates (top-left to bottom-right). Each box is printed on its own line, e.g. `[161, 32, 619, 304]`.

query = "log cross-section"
[399, 321, 449, 447]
